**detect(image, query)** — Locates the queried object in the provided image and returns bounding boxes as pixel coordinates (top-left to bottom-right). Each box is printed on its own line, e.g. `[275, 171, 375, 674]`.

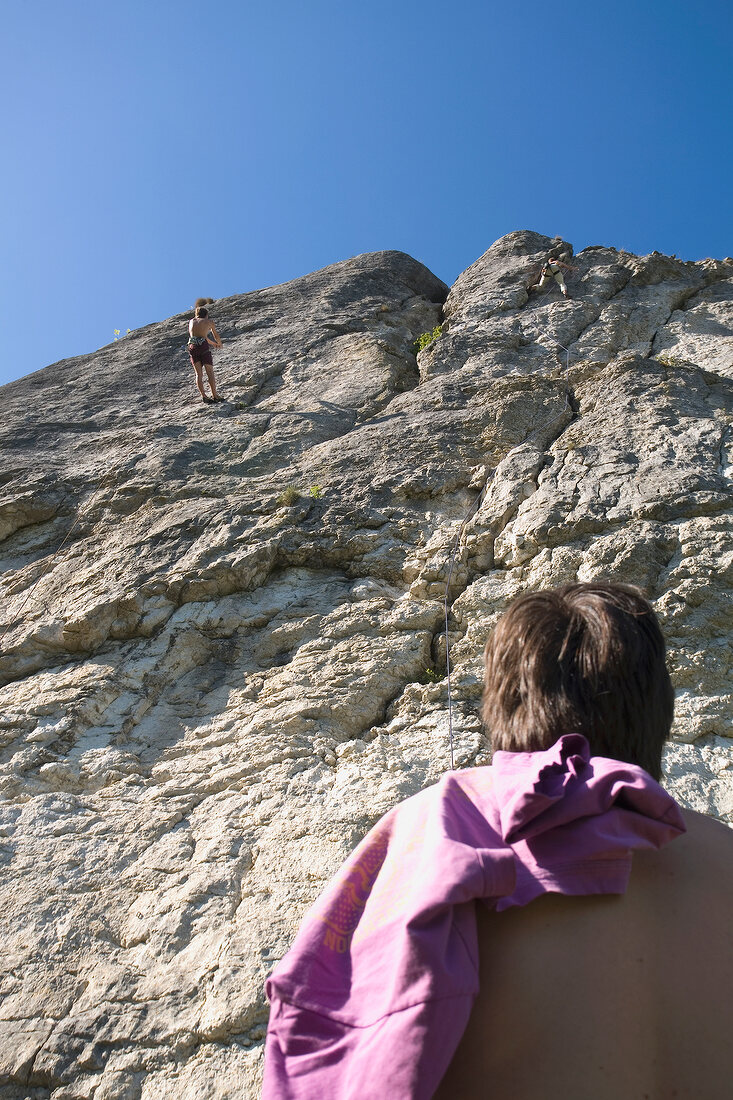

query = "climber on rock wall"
[262, 582, 733, 1100]
[528, 252, 576, 299]
[188, 300, 224, 404]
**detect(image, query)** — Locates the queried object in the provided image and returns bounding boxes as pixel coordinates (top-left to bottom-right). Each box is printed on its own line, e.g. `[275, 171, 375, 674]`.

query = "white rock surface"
[0, 237, 731, 1098]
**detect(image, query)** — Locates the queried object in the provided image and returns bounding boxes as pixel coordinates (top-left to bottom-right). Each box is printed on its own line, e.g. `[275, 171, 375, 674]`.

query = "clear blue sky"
[3, 0, 732, 386]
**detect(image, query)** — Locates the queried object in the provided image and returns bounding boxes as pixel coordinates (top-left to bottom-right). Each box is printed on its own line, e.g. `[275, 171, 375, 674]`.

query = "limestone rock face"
[0, 237, 731, 1098]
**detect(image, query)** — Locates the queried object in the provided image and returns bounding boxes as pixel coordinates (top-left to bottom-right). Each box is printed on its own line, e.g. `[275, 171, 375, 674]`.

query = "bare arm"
[208, 321, 223, 348]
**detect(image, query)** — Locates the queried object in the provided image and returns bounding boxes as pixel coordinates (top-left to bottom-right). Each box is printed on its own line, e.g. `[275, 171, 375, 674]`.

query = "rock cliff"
[1, 233, 731, 1099]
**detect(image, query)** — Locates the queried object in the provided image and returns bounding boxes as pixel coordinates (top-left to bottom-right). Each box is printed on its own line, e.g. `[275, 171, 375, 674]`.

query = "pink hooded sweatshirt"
[263, 734, 685, 1098]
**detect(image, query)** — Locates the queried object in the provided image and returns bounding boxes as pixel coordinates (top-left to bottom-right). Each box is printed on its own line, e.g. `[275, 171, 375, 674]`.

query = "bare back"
[189, 317, 214, 340]
[436, 811, 733, 1100]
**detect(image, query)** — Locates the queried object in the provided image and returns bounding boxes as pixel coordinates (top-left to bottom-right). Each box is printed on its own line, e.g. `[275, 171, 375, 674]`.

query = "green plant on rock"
[309, 485, 324, 499]
[114, 328, 132, 341]
[413, 324, 443, 355]
[421, 667, 442, 684]
[278, 485, 300, 507]
[656, 353, 685, 368]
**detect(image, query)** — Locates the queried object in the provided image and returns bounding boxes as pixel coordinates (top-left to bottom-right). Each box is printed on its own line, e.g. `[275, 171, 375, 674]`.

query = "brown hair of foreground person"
[482, 582, 674, 779]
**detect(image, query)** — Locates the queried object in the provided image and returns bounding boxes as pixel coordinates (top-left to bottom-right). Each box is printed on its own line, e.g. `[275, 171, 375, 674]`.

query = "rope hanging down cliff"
[441, 286, 577, 770]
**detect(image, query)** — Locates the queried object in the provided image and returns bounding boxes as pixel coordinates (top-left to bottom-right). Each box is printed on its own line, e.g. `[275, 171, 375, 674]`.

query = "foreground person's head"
[482, 582, 674, 779]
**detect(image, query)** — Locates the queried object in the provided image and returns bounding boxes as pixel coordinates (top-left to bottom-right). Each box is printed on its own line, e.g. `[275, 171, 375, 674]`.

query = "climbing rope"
[442, 276, 576, 769]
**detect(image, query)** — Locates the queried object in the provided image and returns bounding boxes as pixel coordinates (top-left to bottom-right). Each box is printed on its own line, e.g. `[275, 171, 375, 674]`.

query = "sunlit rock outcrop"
[0, 236, 731, 1099]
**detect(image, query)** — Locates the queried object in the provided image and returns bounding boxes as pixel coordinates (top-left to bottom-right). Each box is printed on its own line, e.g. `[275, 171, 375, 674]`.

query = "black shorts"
[188, 341, 213, 367]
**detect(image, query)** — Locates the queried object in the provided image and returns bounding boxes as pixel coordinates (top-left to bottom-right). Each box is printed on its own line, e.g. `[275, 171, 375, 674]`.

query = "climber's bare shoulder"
[435, 810, 733, 1100]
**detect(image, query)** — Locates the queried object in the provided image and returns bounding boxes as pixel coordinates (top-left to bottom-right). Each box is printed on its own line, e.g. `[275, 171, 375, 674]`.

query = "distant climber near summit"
[188, 300, 224, 404]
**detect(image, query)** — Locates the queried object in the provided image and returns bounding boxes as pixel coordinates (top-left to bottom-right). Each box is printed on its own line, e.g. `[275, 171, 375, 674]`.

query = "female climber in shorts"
[188, 302, 223, 403]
